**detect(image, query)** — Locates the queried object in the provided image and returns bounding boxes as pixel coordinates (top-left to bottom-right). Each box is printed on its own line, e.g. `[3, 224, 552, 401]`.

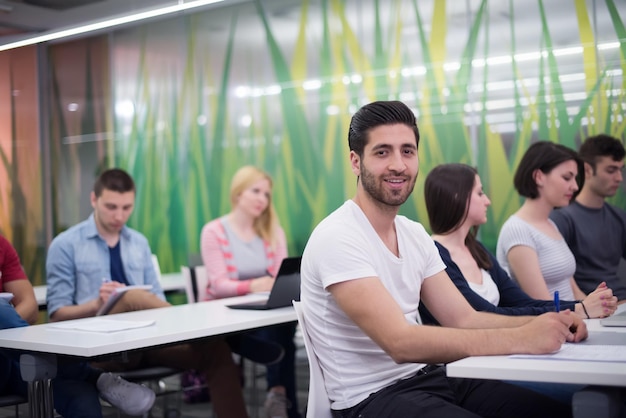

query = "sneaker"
[97, 372, 156, 416]
[264, 391, 289, 418]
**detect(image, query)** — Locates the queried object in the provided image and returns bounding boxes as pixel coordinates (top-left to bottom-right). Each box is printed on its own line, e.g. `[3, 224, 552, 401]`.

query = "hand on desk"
[581, 282, 618, 318]
[520, 311, 588, 354]
[249, 276, 275, 293]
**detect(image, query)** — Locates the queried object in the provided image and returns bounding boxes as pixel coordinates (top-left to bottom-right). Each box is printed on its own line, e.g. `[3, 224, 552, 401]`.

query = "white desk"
[447, 316, 626, 387]
[0, 294, 297, 416]
[0, 294, 295, 357]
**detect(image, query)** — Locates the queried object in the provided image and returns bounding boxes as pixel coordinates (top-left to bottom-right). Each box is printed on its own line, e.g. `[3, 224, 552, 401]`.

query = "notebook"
[0, 292, 13, 302]
[600, 310, 626, 327]
[96, 285, 153, 316]
[227, 256, 301, 310]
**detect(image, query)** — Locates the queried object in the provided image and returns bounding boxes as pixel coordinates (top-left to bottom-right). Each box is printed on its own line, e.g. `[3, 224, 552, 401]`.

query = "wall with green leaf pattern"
[47, 0, 626, 274]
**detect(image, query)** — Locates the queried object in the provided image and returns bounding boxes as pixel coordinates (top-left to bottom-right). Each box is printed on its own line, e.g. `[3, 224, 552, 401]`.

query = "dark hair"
[513, 141, 581, 199]
[93, 168, 136, 197]
[578, 134, 625, 173]
[348, 101, 420, 156]
[424, 163, 491, 269]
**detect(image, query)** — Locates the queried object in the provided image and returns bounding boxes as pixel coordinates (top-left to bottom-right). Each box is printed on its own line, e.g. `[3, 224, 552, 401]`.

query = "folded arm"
[5, 279, 38, 325]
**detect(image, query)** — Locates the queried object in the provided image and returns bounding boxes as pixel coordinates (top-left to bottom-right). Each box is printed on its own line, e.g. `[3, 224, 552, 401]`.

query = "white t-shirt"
[496, 215, 575, 300]
[301, 200, 446, 410]
[468, 269, 501, 306]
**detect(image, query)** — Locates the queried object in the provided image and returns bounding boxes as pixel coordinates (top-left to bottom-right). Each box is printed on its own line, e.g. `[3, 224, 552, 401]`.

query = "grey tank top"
[222, 218, 267, 280]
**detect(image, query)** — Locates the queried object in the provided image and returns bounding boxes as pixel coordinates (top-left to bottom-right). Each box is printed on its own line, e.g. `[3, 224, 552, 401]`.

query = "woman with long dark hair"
[420, 162, 613, 324]
[420, 162, 605, 404]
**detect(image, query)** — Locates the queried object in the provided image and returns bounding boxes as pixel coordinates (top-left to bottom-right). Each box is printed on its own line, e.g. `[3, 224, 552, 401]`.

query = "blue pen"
[554, 291, 560, 313]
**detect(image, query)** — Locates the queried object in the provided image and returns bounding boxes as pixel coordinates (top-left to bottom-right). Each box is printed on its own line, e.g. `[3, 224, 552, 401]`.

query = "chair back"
[151, 254, 162, 281]
[292, 301, 332, 418]
[181, 265, 208, 303]
[187, 253, 204, 268]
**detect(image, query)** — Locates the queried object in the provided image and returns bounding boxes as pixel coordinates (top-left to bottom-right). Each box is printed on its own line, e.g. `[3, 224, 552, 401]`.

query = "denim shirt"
[46, 214, 165, 317]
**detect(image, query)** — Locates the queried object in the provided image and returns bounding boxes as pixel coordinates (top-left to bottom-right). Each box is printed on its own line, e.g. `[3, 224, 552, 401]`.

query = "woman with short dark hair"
[496, 141, 617, 319]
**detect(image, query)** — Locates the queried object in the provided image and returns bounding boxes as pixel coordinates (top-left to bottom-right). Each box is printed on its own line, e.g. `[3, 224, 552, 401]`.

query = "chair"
[292, 301, 332, 418]
[151, 254, 162, 280]
[181, 265, 208, 304]
[0, 394, 27, 417]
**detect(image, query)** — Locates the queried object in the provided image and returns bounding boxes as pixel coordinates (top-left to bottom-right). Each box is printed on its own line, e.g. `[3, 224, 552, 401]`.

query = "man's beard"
[359, 162, 416, 207]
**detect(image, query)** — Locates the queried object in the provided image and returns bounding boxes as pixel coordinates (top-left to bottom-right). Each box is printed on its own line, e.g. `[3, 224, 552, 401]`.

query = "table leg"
[28, 380, 54, 418]
[19, 353, 57, 418]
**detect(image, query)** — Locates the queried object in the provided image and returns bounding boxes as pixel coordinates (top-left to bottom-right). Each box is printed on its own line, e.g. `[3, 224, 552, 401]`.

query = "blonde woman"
[201, 166, 300, 418]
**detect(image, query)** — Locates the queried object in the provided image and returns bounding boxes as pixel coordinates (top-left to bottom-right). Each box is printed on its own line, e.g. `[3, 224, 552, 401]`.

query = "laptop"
[600, 310, 626, 327]
[227, 256, 301, 310]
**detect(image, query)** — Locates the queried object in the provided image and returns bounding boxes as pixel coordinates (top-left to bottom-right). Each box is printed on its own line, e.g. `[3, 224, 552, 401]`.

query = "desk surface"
[0, 294, 296, 358]
[447, 312, 626, 388]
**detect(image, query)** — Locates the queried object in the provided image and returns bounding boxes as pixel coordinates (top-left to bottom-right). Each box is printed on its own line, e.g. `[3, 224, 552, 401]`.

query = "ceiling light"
[0, 0, 224, 52]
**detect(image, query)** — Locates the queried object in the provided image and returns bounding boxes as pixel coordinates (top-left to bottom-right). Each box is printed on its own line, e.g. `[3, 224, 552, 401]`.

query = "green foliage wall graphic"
[45, 0, 626, 273]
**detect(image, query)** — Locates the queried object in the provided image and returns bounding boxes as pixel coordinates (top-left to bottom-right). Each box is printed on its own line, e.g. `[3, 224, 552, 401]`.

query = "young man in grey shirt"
[550, 134, 626, 303]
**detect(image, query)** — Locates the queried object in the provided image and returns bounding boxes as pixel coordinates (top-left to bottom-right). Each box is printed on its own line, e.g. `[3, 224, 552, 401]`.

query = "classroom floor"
[1, 336, 311, 418]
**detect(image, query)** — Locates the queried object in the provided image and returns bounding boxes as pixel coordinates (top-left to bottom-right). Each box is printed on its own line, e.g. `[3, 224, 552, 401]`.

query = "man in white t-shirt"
[300, 100, 587, 418]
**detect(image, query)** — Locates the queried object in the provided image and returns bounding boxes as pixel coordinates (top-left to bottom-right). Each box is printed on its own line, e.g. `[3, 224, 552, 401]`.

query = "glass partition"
[4, 0, 624, 276]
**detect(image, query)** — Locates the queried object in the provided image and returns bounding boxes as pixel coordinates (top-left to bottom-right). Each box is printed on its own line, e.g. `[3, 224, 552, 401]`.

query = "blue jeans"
[0, 299, 103, 418]
[249, 322, 301, 418]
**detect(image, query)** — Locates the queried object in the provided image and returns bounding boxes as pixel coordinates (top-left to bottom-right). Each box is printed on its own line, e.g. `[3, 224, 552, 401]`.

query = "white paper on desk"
[511, 344, 626, 362]
[96, 285, 152, 316]
[50, 318, 156, 333]
[0, 292, 14, 302]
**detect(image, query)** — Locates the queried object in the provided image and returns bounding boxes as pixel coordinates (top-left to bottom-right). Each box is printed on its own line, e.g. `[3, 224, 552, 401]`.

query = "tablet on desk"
[227, 257, 301, 311]
[600, 311, 626, 327]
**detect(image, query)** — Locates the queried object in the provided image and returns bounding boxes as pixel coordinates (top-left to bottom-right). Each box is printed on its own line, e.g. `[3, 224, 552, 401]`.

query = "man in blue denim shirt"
[45, 168, 248, 418]
[46, 212, 165, 317]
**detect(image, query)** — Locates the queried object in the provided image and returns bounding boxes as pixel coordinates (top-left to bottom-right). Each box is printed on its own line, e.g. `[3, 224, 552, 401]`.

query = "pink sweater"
[200, 217, 287, 300]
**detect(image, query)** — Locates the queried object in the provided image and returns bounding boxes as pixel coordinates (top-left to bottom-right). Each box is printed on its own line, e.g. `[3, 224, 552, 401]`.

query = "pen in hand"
[554, 291, 560, 313]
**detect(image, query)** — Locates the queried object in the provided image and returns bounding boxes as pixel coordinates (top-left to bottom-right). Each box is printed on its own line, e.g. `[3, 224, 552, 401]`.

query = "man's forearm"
[50, 299, 99, 321]
[460, 310, 533, 329]
[14, 302, 39, 325]
[393, 319, 564, 365]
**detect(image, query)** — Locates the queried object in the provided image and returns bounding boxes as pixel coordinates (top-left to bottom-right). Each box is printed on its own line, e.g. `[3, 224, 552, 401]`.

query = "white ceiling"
[0, 0, 622, 62]
[0, 0, 250, 46]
